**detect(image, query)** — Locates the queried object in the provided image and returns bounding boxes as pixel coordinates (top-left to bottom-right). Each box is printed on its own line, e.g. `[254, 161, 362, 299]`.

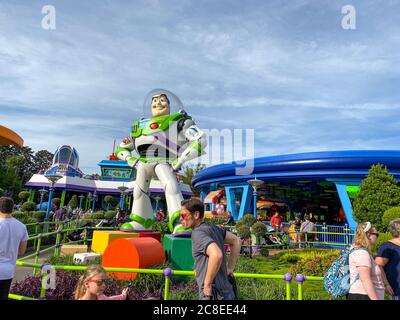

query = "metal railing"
[9, 218, 328, 301]
[223, 223, 354, 250]
[11, 260, 324, 301]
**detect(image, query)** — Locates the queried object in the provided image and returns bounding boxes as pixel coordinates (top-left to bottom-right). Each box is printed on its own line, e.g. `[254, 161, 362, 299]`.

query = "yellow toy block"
[91, 231, 139, 254]
[60, 244, 88, 256]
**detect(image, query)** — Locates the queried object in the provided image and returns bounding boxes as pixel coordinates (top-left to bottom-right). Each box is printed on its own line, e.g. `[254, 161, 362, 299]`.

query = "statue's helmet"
[142, 88, 185, 118]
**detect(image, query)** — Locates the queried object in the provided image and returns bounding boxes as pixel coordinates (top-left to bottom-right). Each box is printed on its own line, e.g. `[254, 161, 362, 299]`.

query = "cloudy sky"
[1, 0, 400, 174]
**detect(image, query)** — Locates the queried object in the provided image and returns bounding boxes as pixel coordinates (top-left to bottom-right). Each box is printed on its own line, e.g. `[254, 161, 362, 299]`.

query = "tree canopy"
[353, 164, 400, 231]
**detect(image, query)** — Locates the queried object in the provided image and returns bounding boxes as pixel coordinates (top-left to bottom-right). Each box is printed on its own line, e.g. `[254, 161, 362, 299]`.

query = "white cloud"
[1, 0, 400, 174]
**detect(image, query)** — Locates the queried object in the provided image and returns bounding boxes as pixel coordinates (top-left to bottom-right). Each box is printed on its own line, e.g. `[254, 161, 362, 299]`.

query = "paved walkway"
[13, 250, 53, 284]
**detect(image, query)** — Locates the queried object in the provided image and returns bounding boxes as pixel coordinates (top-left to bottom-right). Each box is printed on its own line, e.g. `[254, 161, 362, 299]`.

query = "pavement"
[13, 250, 54, 284]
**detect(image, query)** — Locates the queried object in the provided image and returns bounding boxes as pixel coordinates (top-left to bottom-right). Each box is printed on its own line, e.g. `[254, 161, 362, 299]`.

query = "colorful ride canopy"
[0, 125, 24, 147]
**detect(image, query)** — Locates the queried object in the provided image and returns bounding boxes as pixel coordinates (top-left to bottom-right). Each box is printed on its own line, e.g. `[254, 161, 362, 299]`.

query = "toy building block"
[91, 230, 139, 254]
[102, 237, 165, 280]
[60, 244, 88, 256]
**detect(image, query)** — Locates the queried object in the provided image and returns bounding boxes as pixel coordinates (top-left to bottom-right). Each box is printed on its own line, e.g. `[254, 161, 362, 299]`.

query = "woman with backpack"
[348, 222, 385, 300]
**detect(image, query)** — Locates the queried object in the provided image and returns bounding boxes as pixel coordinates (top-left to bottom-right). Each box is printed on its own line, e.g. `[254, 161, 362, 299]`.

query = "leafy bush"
[32, 211, 46, 221]
[289, 252, 338, 277]
[104, 195, 114, 209]
[170, 283, 198, 300]
[21, 201, 37, 212]
[152, 221, 170, 241]
[353, 164, 400, 231]
[251, 221, 266, 235]
[236, 225, 251, 239]
[11, 211, 28, 220]
[241, 214, 256, 227]
[67, 195, 79, 209]
[92, 211, 105, 219]
[18, 191, 30, 202]
[104, 210, 116, 220]
[382, 207, 400, 231]
[278, 253, 301, 264]
[10, 271, 123, 300]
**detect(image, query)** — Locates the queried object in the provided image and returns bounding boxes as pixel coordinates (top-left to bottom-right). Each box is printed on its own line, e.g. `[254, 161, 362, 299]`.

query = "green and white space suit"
[116, 106, 207, 235]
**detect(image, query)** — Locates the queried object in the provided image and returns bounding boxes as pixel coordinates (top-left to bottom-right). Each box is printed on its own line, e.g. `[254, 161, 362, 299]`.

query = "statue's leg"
[155, 163, 190, 236]
[120, 162, 154, 232]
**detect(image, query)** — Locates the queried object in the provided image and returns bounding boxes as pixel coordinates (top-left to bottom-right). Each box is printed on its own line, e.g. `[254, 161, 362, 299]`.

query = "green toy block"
[163, 234, 194, 272]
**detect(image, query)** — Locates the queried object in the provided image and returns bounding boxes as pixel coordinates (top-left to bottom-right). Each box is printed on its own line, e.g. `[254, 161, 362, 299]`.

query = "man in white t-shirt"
[0, 197, 28, 300]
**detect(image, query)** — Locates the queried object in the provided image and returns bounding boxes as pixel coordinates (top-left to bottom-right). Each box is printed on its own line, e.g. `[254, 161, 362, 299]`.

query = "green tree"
[0, 145, 54, 184]
[181, 163, 206, 196]
[67, 195, 79, 209]
[0, 155, 24, 200]
[33, 150, 54, 174]
[353, 164, 400, 231]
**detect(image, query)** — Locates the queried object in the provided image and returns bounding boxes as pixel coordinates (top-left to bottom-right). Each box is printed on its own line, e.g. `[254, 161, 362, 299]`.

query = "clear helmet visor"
[142, 88, 185, 118]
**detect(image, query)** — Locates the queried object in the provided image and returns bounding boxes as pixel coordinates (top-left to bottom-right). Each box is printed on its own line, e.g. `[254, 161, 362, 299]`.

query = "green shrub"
[289, 252, 338, 276]
[18, 191, 30, 203]
[170, 285, 197, 300]
[152, 221, 170, 241]
[32, 211, 46, 221]
[104, 195, 114, 210]
[104, 210, 116, 220]
[67, 195, 79, 209]
[92, 211, 105, 219]
[129, 263, 168, 293]
[11, 211, 28, 220]
[382, 207, 400, 231]
[236, 225, 251, 239]
[21, 201, 37, 212]
[279, 253, 301, 264]
[241, 214, 256, 227]
[251, 221, 266, 235]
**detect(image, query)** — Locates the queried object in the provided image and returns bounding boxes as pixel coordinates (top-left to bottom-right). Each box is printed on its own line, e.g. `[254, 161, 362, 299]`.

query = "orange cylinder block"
[102, 237, 165, 280]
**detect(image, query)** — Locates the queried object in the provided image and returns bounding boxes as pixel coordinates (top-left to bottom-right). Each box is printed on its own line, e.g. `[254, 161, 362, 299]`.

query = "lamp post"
[247, 176, 264, 218]
[117, 185, 128, 211]
[154, 195, 161, 212]
[44, 174, 63, 231]
[38, 188, 48, 211]
[87, 192, 93, 212]
[154, 195, 162, 220]
[91, 191, 98, 217]
[78, 194, 85, 209]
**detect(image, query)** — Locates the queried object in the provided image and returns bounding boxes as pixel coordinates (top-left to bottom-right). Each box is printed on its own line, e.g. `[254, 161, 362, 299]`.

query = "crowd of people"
[1, 195, 399, 301]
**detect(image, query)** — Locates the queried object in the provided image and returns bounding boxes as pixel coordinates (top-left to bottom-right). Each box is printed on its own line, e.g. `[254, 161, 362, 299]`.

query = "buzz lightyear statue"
[116, 89, 207, 236]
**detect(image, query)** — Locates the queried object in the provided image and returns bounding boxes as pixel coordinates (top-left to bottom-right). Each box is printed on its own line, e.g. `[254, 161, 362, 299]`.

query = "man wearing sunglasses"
[180, 199, 241, 300]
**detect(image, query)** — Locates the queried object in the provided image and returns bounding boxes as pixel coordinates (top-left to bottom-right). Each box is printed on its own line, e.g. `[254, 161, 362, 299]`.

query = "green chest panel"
[130, 112, 191, 137]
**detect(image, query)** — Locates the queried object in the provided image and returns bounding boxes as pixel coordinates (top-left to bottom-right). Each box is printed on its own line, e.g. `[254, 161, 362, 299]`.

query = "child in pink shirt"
[74, 264, 129, 300]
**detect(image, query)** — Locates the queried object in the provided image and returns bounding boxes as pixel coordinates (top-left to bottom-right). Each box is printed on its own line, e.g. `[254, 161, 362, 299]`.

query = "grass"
[249, 249, 338, 300]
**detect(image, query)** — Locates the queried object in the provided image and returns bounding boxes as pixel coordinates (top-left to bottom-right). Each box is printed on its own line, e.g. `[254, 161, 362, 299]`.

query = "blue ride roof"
[192, 150, 400, 188]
